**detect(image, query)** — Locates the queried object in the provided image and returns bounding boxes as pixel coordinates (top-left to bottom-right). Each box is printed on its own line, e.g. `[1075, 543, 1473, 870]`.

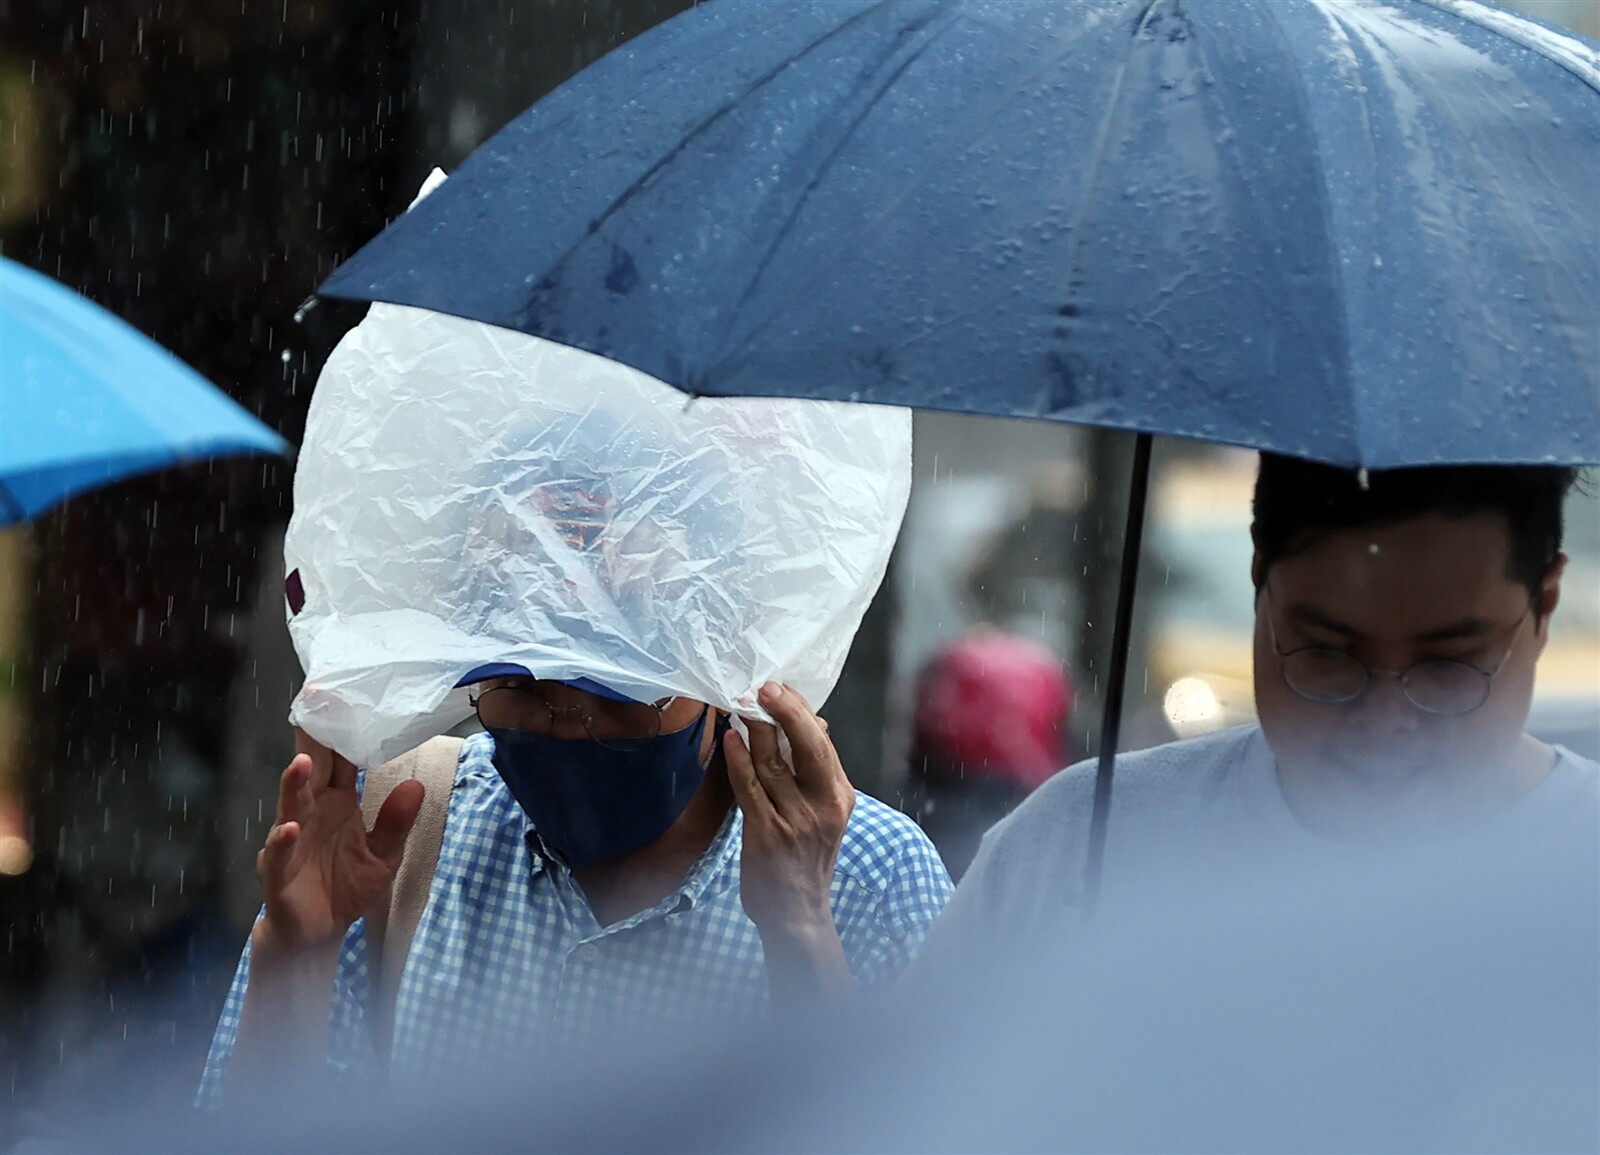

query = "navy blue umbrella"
[322, 0, 1599, 467]
[319, 0, 1600, 897]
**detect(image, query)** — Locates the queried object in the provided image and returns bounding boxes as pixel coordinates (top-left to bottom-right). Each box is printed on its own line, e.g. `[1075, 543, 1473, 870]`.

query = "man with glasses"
[928, 455, 1595, 938]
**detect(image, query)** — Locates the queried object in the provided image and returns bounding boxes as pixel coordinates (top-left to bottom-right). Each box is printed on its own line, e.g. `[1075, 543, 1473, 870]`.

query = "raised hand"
[724, 682, 854, 1000]
[253, 729, 425, 958]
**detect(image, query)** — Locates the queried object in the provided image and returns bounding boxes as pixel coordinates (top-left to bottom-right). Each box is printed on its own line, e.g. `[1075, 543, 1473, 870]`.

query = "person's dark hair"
[1251, 454, 1578, 602]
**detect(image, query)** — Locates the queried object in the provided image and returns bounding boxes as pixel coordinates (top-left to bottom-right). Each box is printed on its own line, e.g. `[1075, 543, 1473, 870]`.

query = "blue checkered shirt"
[199, 733, 951, 1103]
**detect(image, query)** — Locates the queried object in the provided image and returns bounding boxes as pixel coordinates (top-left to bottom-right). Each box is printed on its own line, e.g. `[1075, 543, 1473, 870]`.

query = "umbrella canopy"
[320, 0, 1600, 470]
[0, 257, 287, 523]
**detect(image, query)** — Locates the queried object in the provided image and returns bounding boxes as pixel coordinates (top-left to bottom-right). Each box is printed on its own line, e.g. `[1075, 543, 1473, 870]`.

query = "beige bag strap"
[359, 734, 463, 1062]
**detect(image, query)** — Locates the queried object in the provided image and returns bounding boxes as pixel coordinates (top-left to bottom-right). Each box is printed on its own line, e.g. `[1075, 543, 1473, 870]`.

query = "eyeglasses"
[469, 680, 678, 749]
[1264, 591, 1529, 717]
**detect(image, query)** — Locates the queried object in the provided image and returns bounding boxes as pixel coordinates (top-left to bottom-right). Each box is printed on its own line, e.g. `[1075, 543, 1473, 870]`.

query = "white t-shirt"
[928, 724, 1600, 949]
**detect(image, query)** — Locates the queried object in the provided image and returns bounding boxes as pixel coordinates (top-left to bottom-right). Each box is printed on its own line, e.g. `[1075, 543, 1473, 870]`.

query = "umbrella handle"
[1081, 431, 1153, 914]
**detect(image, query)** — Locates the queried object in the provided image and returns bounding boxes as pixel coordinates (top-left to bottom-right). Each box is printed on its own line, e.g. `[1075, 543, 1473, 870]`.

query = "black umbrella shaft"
[1082, 431, 1153, 914]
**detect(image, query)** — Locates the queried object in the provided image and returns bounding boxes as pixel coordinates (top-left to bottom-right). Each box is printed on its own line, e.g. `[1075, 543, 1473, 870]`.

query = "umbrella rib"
[1302, 0, 1600, 460]
[699, 1, 1149, 380]
[1047, 0, 1172, 328]
[711, 2, 963, 347]
[1339, 10, 1599, 428]
[823, 0, 1154, 352]
[525, 0, 904, 298]
[1262, 0, 1364, 462]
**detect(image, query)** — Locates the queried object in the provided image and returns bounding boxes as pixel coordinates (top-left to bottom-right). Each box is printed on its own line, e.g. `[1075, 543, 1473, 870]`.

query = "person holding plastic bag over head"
[198, 174, 950, 1105]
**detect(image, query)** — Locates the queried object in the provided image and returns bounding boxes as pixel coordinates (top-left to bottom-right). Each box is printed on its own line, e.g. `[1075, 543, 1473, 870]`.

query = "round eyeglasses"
[469, 681, 678, 750]
[1265, 596, 1529, 717]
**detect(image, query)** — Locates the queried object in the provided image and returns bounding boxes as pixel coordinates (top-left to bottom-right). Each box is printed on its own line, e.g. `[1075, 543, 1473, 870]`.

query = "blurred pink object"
[912, 630, 1072, 792]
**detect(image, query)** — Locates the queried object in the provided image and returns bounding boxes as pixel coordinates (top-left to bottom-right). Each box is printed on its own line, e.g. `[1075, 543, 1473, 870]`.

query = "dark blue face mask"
[485, 707, 713, 871]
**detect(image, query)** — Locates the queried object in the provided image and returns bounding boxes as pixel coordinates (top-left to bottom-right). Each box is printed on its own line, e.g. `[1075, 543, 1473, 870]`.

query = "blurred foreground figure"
[903, 631, 1070, 879]
[110, 809, 1597, 1153]
[931, 457, 1596, 941]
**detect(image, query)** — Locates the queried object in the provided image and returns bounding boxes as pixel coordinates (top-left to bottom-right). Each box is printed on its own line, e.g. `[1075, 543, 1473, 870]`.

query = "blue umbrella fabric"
[320, 0, 1600, 470]
[0, 257, 287, 523]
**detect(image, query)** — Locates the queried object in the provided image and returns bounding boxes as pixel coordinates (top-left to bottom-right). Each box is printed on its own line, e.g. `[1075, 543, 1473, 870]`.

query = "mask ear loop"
[707, 709, 733, 769]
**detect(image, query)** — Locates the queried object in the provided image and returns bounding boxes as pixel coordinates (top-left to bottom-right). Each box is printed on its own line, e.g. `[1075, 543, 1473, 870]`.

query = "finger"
[759, 682, 846, 795]
[367, 780, 425, 870]
[723, 728, 777, 824]
[745, 716, 805, 812]
[274, 755, 315, 825]
[766, 681, 825, 723]
[257, 819, 301, 895]
[294, 728, 336, 790]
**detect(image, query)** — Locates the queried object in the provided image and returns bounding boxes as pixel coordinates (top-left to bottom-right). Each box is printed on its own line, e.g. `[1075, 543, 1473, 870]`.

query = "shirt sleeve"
[194, 914, 378, 1109]
[838, 796, 955, 989]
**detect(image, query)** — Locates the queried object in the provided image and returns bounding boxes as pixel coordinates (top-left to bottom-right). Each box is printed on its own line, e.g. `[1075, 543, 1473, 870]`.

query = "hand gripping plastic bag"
[286, 197, 911, 770]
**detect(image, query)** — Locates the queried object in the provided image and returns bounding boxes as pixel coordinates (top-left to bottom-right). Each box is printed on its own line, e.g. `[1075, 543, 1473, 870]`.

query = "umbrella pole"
[1082, 431, 1153, 914]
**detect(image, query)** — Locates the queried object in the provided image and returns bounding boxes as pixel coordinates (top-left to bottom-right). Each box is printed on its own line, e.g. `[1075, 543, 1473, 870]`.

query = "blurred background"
[0, 0, 1595, 1135]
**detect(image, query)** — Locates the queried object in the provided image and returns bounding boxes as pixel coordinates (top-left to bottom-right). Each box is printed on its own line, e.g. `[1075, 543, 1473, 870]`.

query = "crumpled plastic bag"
[285, 180, 912, 769]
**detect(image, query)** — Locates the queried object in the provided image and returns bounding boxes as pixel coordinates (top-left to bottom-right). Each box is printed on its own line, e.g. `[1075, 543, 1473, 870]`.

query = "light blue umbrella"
[0, 257, 288, 524]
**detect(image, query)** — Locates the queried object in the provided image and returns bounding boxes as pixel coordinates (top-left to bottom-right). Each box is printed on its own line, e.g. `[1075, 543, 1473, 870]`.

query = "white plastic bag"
[285, 183, 912, 768]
